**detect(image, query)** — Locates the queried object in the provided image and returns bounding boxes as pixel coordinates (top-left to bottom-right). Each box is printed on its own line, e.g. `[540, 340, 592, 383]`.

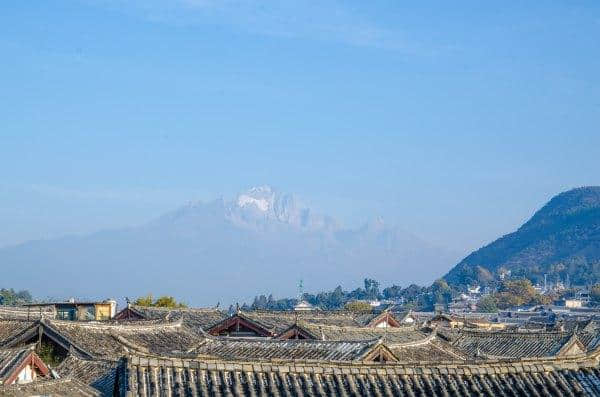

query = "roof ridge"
[125, 350, 598, 370]
[300, 322, 419, 332]
[132, 305, 222, 313]
[47, 317, 184, 331]
[207, 336, 378, 345]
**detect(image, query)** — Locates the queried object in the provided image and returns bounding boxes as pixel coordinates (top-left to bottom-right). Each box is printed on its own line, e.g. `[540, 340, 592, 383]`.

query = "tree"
[0, 288, 33, 305]
[382, 285, 403, 300]
[401, 284, 425, 301]
[133, 294, 187, 308]
[154, 296, 187, 308]
[344, 300, 372, 313]
[134, 294, 154, 307]
[494, 278, 549, 309]
[363, 279, 380, 300]
[251, 295, 268, 310]
[431, 279, 453, 304]
[477, 295, 498, 313]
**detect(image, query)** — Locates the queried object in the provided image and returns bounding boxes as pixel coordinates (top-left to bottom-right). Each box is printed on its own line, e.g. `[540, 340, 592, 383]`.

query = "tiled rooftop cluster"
[2, 306, 600, 396]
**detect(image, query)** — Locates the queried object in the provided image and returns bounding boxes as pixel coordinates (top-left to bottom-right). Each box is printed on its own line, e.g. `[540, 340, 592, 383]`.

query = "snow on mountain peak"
[223, 185, 339, 232]
[237, 195, 271, 211]
[236, 186, 275, 212]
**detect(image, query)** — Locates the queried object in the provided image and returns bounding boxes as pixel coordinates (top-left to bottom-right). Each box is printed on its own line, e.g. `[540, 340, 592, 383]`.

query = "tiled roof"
[124, 305, 228, 332]
[285, 322, 430, 344]
[241, 311, 363, 334]
[0, 319, 36, 345]
[3, 319, 205, 360]
[0, 378, 101, 397]
[41, 318, 204, 359]
[210, 310, 396, 337]
[124, 354, 600, 397]
[191, 337, 381, 362]
[56, 355, 120, 396]
[448, 329, 584, 358]
[390, 338, 467, 361]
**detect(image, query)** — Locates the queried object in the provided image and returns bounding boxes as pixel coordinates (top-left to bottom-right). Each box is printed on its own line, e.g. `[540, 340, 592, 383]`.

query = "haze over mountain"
[0, 186, 459, 305]
[445, 186, 600, 288]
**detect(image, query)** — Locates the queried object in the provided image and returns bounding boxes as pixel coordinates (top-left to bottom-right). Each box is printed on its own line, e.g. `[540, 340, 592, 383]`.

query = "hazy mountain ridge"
[444, 186, 600, 288]
[1, 186, 458, 305]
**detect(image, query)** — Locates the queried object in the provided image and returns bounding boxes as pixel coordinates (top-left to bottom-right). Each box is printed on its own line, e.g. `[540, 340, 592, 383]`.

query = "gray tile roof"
[55, 355, 119, 396]
[191, 337, 381, 361]
[124, 305, 228, 332]
[447, 329, 587, 358]
[124, 353, 600, 396]
[240, 311, 364, 334]
[0, 319, 36, 345]
[0, 378, 101, 397]
[41, 318, 205, 359]
[288, 322, 429, 344]
[210, 310, 402, 337]
[390, 339, 467, 361]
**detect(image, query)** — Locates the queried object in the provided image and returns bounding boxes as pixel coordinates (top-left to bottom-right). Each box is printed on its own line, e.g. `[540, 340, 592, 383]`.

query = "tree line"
[241, 278, 453, 312]
[0, 288, 32, 305]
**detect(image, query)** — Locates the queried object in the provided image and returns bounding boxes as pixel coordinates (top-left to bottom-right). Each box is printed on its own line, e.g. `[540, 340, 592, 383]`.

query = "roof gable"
[556, 334, 587, 357]
[0, 345, 50, 385]
[208, 313, 276, 337]
[276, 324, 319, 340]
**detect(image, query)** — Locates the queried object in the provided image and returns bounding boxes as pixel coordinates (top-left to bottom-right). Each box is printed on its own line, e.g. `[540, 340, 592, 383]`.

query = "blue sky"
[1, 1, 599, 254]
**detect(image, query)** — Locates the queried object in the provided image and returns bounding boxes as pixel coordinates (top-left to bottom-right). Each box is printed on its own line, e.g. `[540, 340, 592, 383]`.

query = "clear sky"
[1, 1, 599, 255]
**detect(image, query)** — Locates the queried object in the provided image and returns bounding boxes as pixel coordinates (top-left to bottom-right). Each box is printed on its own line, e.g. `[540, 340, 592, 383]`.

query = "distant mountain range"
[0, 186, 458, 305]
[444, 186, 600, 288]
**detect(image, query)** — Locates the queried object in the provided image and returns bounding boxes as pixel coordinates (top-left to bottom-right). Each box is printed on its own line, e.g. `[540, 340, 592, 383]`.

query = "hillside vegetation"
[445, 186, 600, 288]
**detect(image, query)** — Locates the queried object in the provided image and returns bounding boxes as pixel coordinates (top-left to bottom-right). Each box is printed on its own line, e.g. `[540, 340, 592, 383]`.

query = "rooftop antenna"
[298, 279, 304, 301]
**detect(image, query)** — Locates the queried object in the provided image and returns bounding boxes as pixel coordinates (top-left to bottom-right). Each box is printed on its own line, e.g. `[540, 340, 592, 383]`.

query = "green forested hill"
[444, 186, 600, 288]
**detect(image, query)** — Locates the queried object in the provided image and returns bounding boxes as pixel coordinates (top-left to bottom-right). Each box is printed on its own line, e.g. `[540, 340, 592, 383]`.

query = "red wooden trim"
[367, 312, 401, 328]
[31, 353, 50, 377]
[208, 315, 273, 337]
[384, 313, 402, 328]
[4, 351, 49, 385]
[277, 325, 315, 340]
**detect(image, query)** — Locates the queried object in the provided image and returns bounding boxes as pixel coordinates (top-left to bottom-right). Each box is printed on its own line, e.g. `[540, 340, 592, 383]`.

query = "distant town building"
[293, 300, 314, 311]
[24, 299, 117, 321]
[564, 299, 584, 309]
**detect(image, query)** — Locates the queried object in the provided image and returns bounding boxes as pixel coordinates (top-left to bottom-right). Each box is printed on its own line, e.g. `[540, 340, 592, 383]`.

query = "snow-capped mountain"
[225, 186, 338, 232]
[0, 186, 460, 305]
